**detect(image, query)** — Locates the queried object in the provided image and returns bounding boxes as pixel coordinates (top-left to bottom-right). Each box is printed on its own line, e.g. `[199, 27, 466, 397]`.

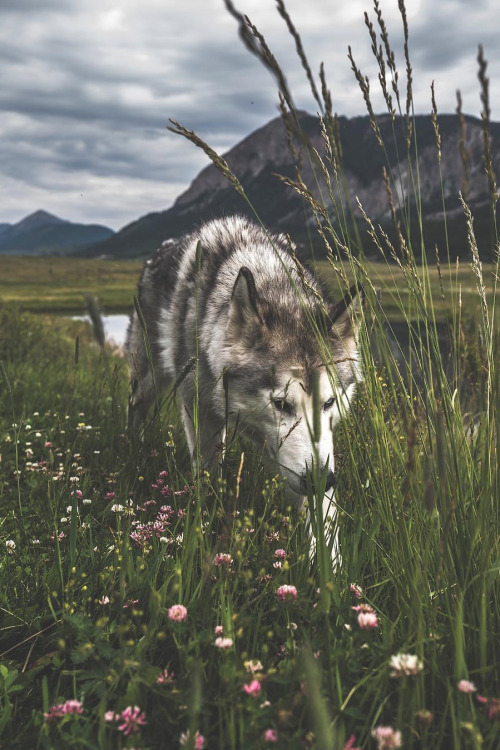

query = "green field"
[0, 255, 498, 321]
[0, 256, 143, 314]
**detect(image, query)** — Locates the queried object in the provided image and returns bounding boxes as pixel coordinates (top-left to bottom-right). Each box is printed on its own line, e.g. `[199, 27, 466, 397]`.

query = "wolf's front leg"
[299, 491, 340, 568]
[181, 399, 224, 471]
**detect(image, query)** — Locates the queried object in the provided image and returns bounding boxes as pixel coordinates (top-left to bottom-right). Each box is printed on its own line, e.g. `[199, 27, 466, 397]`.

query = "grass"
[0, 257, 142, 314]
[1, 1, 500, 748]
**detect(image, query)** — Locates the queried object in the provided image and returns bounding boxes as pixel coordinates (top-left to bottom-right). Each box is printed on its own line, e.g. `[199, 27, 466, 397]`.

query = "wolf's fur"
[126, 216, 361, 555]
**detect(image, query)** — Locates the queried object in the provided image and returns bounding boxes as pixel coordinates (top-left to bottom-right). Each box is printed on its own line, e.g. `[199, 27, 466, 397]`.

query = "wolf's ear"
[329, 283, 363, 343]
[227, 267, 264, 341]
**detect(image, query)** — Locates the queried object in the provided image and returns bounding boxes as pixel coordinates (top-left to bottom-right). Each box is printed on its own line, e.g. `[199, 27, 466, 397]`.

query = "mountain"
[0, 210, 114, 255]
[84, 111, 500, 260]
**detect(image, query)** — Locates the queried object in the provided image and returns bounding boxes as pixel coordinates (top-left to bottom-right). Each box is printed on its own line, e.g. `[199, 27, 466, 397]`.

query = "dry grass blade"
[168, 120, 245, 197]
[477, 45, 498, 226]
[456, 90, 471, 204]
[275, 0, 322, 111]
[224, 0, 294, 112]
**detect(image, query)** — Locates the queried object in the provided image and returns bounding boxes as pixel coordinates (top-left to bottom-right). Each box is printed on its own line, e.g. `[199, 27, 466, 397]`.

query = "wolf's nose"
[325, 471, 336, 492]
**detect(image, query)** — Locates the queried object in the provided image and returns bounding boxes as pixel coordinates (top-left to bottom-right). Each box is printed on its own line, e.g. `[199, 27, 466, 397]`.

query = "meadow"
[1, 2, 500, 749]
[0, 257, 142, 314]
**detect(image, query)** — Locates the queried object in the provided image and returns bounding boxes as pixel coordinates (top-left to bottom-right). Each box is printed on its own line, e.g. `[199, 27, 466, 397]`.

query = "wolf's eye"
[273, 399, 294, 416]
[323, 397, 336, 411]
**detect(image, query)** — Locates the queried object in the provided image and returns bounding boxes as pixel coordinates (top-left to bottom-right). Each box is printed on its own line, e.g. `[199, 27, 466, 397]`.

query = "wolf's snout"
[299, 468, 336, 494]
[325, 471, 336, 492]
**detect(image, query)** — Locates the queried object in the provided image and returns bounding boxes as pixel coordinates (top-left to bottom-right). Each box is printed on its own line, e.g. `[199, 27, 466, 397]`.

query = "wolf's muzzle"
[325, 471, 336, 492]
[300, 469, 337, 494]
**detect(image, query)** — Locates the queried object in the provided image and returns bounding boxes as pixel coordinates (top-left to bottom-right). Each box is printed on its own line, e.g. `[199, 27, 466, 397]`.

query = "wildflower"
[389, 653, 423, 677]
[179, 729, 205, 748]
[477, 695, 500, 720]
[415, 709, 433, 726]
[32, 539, 40, 545]
[273, 561, 282, 569]
[244, 659, 263, 673]
[168, 604, 187, 622]
[5, 540, 16, 553]
[69, 476, 80, 483]
[104, 710, 119, 722]
[276, 584, 297, 601]
[343, 736, 360, 750]
[264, 728, 278, 742]
[357, 611, 378, 629]
[44, 699, 83, 723]
[213, 553, 233, 566]
[352, 603, 378, 630]
[260, 700, 271, 708]
[214, 637, 233, 649]
[349, 583, 363, 599]
[83, 498, 92, 505]
[274, 549, 286, 558]
[157, 667, 175, 685]
[111, 504, 125, 513]
[214, 625, 224, 635]
[123, 599, 139, 609]
[243, 680, 262, 696]
[99, 596, 110, 605]
[117, 705, 146, 735]
[371, 725, 402, 749]
[457, 679, 477, 694]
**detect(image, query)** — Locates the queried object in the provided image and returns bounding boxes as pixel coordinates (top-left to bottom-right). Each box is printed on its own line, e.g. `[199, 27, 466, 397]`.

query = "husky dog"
[126, 215, 361, 555]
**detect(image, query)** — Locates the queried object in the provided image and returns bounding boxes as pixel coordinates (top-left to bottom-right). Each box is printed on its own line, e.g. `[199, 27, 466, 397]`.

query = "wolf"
[125, 215, 361, 556]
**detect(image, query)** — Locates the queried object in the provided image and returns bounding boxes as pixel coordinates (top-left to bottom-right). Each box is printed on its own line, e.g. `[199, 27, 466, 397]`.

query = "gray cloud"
[0, 0, 499, 229]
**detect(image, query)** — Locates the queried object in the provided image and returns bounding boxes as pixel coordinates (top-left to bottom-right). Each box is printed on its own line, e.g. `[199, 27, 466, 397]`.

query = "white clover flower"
[66, 506, 73, 514]
[69, 476, 80, 484]
[5, 540, 16, 551]
[82, 498, 92, 505]
[214, 637, 233, 649]
[390, 653, 423, 677]
[35, 432, 41, 437]
[32, 539, 41, 545]
[111, 504, 125, 513]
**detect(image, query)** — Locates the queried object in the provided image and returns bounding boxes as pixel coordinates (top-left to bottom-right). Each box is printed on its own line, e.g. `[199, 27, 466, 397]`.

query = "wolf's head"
[223, 266, 362, 496]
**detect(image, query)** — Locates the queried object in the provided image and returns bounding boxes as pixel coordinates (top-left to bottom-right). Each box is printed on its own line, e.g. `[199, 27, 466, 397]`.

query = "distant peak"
[22, 209, 65, 224]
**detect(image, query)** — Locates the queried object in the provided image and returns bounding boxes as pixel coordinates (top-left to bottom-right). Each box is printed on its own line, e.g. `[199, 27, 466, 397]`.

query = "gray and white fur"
[126, 215, 361, 558]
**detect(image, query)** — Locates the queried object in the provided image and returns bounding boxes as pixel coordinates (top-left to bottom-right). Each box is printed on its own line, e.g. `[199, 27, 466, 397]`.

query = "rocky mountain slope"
[85, 111, 499, 260]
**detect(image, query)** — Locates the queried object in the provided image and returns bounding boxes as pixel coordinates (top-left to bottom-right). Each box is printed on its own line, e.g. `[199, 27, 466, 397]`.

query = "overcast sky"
[1, 0, 499, 230]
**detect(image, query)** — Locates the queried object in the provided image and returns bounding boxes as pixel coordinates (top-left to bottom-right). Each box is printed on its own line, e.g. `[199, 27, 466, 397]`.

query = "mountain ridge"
[0, 210, 115, 255]
[82, 111, 500, 261]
